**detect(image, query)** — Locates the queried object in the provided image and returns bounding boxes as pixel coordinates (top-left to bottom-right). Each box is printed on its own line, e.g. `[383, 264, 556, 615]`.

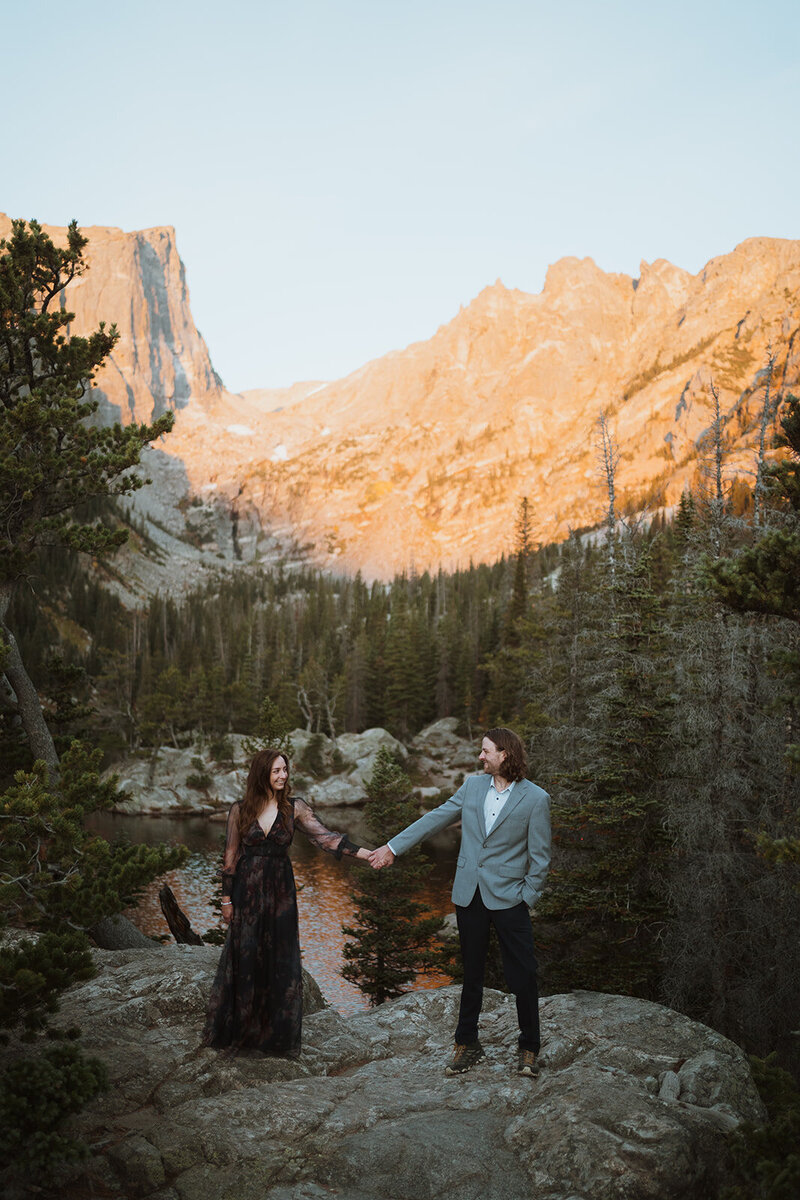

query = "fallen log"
[89, 912, 153, 949]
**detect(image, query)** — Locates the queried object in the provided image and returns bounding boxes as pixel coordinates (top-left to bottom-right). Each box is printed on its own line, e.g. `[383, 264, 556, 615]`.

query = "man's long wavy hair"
[237, 749, 293, 836]
[484, 727, 527, 783]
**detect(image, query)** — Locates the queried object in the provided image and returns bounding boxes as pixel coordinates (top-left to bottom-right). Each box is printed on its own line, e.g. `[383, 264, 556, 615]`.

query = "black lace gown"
[203, 796, 360, 1057]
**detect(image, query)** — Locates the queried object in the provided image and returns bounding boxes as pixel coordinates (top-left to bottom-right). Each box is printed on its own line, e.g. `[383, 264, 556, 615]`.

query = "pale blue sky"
[2, 0, 798, 391]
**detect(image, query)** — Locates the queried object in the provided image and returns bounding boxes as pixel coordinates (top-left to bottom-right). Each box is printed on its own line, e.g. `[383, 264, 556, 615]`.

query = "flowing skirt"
[203, 851, 303, 1057]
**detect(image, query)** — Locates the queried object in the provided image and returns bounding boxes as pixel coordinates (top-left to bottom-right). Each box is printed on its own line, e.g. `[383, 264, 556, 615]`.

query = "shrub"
[723, 1055, 800, 1200]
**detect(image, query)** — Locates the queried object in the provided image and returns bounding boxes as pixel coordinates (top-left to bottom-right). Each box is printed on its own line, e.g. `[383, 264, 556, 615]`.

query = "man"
[369, 727, 550, 1077]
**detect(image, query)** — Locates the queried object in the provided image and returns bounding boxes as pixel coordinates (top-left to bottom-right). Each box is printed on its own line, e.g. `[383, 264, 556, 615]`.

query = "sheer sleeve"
[221, 803, 242, 897]
[293, 797, 361, 859]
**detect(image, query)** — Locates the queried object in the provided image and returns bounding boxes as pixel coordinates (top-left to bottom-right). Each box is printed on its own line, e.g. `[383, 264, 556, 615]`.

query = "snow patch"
[226, 424, 255, 437]
[271, 444, 289, 462]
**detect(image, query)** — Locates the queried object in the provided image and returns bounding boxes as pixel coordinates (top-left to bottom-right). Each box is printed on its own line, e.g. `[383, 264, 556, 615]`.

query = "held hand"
[356, 847, 372, 861]
[368, 845, 395, 870]
[221, 900, 233, 924]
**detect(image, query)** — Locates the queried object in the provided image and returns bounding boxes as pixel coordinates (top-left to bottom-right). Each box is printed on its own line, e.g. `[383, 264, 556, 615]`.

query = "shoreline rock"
[108, 720, 476, 817]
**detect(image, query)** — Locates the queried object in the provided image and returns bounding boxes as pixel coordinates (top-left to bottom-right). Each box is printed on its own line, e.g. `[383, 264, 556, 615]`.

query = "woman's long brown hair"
[237, 749, 294, 836]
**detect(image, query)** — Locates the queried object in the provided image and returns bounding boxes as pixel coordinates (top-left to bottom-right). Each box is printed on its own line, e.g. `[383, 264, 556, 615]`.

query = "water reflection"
[88, 811, 458, 1015]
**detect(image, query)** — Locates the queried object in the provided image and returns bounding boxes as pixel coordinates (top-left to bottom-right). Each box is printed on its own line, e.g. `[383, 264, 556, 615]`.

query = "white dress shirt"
[484, 779, 514, 834]
[387, 777, 516, 855]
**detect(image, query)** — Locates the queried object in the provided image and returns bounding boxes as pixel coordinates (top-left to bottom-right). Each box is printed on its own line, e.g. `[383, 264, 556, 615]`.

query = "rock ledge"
[41, 946, 762, 1200]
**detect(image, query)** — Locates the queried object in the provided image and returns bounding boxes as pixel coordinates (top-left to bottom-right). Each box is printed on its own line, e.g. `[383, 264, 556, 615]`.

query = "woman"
[203, 747, 370, 1057]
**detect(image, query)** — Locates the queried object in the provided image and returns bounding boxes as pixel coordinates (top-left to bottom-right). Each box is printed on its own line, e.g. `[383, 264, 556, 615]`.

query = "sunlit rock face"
[5, 210, 799, 578]
[166, 239, 800, 577]
[0, 214, 222, 424]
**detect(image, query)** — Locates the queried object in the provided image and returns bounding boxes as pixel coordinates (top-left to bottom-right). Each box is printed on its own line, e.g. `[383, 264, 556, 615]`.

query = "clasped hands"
[367, 844, 395, 870]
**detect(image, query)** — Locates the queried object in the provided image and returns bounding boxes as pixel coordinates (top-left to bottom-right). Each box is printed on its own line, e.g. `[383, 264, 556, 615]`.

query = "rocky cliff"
[30, 946, 764, 1200]
[0, 214, 223, 425]
[6, 212, 799, 579]
[0, 214, 290, 600]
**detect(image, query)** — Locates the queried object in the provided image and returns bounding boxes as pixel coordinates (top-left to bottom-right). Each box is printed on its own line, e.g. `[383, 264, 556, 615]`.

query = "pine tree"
[0, 219, 182, 1184]
[0, 219, 174, 770]
[661, 389, 800, 1055]
[536, 540, 671, 997]
[242, 695, 295, 758]
[342, 748, 442, 1004]
[382, 585, 417, 739]
[708, 393, 800, 871]
[344, 630, 370, 731]
[138, 665, 188, 749]
[484, 497, 548, 728]
[0, 742, 186, 1180]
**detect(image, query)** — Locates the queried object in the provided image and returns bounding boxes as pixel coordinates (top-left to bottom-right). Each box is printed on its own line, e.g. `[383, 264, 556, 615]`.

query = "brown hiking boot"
[517, 1048, 540, 1077]
[444, 1041, 486, 1076]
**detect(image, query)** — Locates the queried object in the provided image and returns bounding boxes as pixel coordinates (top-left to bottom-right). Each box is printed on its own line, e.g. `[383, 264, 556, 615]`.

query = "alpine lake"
[88, 808, 459, 1013]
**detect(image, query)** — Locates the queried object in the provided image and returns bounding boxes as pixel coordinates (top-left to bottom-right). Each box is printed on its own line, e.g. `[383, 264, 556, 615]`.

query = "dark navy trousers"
[454, 887, 540, 1052]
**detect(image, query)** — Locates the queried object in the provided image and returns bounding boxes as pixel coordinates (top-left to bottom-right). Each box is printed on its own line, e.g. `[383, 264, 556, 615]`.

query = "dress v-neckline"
[256, 804, 280, 838]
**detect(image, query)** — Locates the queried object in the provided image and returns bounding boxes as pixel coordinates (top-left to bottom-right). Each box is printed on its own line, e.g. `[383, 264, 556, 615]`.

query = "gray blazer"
[389, 774, 551, 911]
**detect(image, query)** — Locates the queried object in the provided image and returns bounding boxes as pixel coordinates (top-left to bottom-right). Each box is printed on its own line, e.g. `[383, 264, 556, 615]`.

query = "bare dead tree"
[297, 684, 314, 731]
[597, 410, 621, 589]
[753, 348, 777, 526]
[323, 691, 339, 741]
[435, 568, 447, 621]
[699, 376, 727, 560]
[709, 377, 725, 499]
[298, 661, 342, 738]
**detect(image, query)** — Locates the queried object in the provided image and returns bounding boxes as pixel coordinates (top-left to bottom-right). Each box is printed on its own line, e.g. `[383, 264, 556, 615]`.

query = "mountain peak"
[543, 255, 608, 293]
[0, 213, 222, 423]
